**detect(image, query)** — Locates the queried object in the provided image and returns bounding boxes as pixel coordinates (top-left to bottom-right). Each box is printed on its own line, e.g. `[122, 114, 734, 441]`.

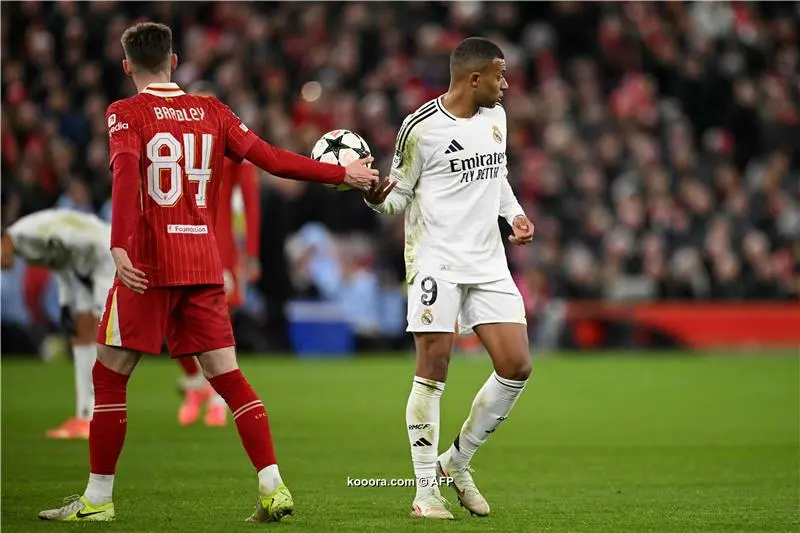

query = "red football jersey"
[216, 159, 260, 270]
[106, 82, 256, 287]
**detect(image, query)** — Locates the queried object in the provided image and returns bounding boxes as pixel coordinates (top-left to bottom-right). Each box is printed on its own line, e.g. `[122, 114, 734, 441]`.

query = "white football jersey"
[367, 96, 524, 284]
[7, 209, 112, 279]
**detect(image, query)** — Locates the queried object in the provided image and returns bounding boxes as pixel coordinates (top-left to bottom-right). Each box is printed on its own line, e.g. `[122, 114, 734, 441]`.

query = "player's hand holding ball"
[343, 156, 379, 192]
[311, 130, 378, 192]
[508, 215, 534, 245]
[111, 247, 148, 293]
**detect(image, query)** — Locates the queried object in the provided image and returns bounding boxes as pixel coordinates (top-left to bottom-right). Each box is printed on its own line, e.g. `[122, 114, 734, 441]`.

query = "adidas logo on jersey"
[412, 437, 433, 447]
[444, 139, 464, 154]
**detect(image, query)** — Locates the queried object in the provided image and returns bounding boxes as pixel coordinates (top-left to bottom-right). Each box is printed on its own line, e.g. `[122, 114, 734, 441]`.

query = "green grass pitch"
[2, 351, 798, 532]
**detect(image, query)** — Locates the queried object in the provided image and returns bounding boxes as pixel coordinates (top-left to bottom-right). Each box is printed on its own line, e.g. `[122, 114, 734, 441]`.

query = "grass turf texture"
[2, 352, 798, 532]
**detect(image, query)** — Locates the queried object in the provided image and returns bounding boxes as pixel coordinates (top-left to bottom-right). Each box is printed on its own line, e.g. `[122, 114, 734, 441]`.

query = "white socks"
[84, 473, 114, 505]
[446, 372, 527, 470]
[72, 344, 96, 420]
[406, 376, 445, 497]
[258, 464, 283, 494]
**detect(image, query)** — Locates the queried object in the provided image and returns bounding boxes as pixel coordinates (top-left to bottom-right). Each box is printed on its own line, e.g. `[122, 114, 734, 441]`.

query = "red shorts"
[97, 279, 235, 357]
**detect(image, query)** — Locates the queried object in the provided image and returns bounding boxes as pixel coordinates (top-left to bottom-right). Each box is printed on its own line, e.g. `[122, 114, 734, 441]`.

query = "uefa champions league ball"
[311, 129, 372, 191]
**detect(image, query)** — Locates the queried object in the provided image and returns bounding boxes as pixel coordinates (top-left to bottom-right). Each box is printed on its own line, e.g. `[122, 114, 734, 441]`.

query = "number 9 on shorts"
[405, 274, 527, 334]
[406, 275, 459, 333]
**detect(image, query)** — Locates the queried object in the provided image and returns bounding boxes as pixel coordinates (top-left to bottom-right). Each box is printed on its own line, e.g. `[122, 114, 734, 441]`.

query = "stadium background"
[1, 3, 798, 532]
[1, 1, 799, 355]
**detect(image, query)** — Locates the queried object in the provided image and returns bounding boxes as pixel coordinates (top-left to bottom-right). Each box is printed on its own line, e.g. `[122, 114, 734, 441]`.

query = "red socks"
[89, 363, 276, 475]
[209, 369, 277, 471]
[89, 361, 130, 475]
[177, 356, 200, 377]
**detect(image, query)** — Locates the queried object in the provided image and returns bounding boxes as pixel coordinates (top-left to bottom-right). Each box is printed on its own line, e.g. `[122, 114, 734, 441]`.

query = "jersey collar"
[141, 82, 185, 97]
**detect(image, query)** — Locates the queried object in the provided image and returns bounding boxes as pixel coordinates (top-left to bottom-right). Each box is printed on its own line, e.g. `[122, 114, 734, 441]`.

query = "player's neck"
[133, 73, 173, 93]
[442, 88, 479, 119]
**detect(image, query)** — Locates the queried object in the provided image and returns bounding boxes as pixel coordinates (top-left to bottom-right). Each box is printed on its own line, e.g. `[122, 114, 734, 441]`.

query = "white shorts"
[406, 273, 526, 334]
[56, 262, 115, 317]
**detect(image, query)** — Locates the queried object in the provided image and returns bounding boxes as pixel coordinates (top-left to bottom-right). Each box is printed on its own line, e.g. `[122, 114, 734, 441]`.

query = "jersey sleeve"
[366, 118, 425, 214]
[106, 100, 141, 169]
[493, 106, 523, 225]
[499, 167, 524, 225]
[236, 163, 261, 258]
[211, 98, 258, 162]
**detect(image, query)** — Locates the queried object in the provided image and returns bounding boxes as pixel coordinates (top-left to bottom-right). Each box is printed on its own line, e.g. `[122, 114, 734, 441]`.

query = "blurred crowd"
[2, 2, 799, 352]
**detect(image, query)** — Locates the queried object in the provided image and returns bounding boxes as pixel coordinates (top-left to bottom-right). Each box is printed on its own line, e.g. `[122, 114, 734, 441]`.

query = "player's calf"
[197, 346, 289, 520]
[87, 349, 138, 504]
[71, 312, 99, 421]
[47, 311, 97, 439]
[440, 323, 530, 503]
[407, 332, 452, 504]
[39, 345, 142, 522]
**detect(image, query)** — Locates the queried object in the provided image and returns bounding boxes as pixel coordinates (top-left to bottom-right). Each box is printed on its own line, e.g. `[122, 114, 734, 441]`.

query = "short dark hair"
[450, 37, 504, 76]
[121, 22, 172, 73]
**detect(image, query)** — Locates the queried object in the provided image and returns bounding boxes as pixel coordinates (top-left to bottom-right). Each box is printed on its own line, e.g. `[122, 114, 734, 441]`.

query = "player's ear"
[122, 59, 133, 77]
[469, 72, 482, 89]
[170, 54, 178, 72]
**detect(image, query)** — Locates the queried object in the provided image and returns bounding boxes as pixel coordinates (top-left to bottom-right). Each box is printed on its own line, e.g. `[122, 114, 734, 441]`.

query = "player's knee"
[496, 357, 532, 381]
[196, 346, 238, 379]
[96, 344, 140, 376]
[513, 359, 533, 381]
[418, 354, 450, 380]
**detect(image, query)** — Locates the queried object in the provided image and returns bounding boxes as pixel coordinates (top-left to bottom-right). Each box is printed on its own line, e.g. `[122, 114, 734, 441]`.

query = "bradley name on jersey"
[107, 107, 208, 138]
[153, 106, 206, 122]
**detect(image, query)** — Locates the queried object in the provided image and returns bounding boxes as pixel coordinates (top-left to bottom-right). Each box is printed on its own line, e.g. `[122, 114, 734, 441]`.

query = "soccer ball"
[311, 129, 371, 191]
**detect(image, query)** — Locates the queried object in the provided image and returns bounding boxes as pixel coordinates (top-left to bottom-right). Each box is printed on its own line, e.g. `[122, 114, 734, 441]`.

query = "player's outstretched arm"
[211, 97, 378, 191]
[364, 132, 424, 214]
[243, 138, 378, 192]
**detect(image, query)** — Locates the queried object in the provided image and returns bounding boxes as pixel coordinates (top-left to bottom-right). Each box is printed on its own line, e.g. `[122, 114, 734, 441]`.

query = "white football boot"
[436, 449, 490, 516]
[410, 486, 454, 520]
